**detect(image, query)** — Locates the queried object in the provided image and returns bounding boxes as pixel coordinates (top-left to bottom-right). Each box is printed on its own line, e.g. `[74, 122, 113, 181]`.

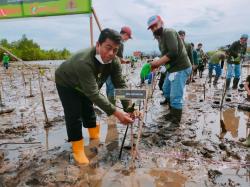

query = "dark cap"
[178, 30, 186, 36]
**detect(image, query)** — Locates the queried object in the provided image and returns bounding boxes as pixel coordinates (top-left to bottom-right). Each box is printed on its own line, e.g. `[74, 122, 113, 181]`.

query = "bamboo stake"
[0, 88, 3, 107]
[90, 14, 94, 47]
[38, 71, 50, 125]
[130, 123, 135, 168]
[29, 78, 34, 97]
[21, 70, 27, 103]
[0, 79, 4, 107]
[91, 7, 102, 32]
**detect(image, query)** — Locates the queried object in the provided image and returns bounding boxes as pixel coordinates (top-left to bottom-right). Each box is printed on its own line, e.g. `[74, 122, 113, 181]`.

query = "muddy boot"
[232, 78, 239, 90]
[88, 123, 100, 139]
[165, 108, 182, 130]
[71, 139, 89, 164]
[226, 78, 231, 90]
[213, 76, 219, 85]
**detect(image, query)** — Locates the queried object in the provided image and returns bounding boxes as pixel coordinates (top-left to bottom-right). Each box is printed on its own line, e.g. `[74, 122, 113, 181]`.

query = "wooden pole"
[91, 7, 102, 32]
[90, 14, 94, 47]
[0, 77, 4, 107]
[38, 71, 50, 125]
[0, 85, 3, 107]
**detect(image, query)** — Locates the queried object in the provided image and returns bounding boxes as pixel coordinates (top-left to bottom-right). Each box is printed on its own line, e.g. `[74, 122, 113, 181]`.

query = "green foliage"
[0, 35, 71, 61]
[206, 50, 216, 57]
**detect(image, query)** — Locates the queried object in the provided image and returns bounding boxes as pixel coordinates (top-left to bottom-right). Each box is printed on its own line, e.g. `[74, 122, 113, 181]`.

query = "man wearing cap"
[106, 26, 132, 105]
[226, 34, 248, 90]
[55, 28, 133, 164]
[147, 15, 192, 130]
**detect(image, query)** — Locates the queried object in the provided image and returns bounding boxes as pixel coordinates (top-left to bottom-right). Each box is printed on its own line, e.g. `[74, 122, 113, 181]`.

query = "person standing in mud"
[147, 15, 192, 129]
[106, 26, 132, 105]
[178, 30, 194, 84]
[191, 43, 199, 82]
[225, 34, 248, 90]
[196, 43, 206, 78]
[208, 51, 226, 85]
[2, 53, 9, 70]
[55, 28, 134, 164]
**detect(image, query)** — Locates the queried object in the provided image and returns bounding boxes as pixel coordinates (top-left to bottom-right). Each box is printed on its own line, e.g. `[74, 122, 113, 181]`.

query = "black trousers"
[158, 73, 166, 91]
[56, 84, 96, 142]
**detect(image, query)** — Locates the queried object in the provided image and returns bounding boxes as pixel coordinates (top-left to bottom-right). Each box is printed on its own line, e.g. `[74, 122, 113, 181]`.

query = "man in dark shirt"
[178, 30, 194, 84]
[226, 34, 248, 90]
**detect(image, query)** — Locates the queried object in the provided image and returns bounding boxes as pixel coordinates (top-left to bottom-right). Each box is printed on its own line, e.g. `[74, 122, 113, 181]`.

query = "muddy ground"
[0, 60, 249, 187]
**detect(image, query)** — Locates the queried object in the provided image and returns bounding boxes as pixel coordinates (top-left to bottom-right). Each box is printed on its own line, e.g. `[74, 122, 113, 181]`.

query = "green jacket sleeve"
[187, 44, 194, 65]
[76, 63, 116, 116]
[164, 31, 179, 60]
[227, 41, 238, 58]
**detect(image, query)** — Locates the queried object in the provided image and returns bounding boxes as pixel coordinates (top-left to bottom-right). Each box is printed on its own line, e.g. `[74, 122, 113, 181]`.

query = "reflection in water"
[105, 117, 119, 151]
[222, 108, 240, 138]
[95, 168, 187, 187]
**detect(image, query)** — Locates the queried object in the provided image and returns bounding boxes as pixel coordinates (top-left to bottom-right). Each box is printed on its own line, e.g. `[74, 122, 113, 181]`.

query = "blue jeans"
[209, 63, 221, 77]
[106, 76, 115, 97]
[162, 67, 192, 109]
[226, 63, 240, 79]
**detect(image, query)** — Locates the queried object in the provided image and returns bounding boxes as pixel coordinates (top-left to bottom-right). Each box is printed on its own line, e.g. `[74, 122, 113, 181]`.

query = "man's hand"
[150, 60, 160, 70]
[129, 110, 143, 120]
[113, 110, 134, 124]
[150, 55, 170, 70]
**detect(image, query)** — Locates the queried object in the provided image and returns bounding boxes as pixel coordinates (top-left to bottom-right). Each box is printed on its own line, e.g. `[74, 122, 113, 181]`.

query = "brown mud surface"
[0, 60, 249, 187]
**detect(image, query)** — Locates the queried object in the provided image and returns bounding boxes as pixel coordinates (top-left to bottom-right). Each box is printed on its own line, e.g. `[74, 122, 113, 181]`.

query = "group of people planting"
[53, 15, 249, 164]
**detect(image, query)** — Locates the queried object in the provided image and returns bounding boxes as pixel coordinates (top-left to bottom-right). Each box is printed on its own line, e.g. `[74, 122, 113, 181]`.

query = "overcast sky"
[0, 0, 249, 55]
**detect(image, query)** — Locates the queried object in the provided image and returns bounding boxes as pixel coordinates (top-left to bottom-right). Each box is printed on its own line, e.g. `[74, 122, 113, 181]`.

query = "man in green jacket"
[55, 28, 133, 164]
[226, 34, 248, 90]
[147, 15, 192, 129]
[208, 51, 226, 85]
[196, 43, 207, 78]
[191, 43, 199, 81]
[178, 30, 194, 84]
[2, 53, 10, 70]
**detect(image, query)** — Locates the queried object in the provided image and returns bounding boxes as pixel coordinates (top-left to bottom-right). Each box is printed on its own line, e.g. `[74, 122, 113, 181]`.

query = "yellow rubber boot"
[71, 139, 89, 164]
[88, 123, 100, 139]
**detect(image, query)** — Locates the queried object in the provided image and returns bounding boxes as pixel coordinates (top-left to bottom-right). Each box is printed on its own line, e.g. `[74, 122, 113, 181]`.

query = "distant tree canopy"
[0, 35, 71, 61]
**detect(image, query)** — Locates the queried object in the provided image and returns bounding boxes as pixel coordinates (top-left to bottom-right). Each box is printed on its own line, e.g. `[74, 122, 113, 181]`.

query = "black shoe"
[160, 98, 169, 105]
[165, 108, 182, 123]
[232, 78, 239, 90]
[164, 113, 172, 121]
